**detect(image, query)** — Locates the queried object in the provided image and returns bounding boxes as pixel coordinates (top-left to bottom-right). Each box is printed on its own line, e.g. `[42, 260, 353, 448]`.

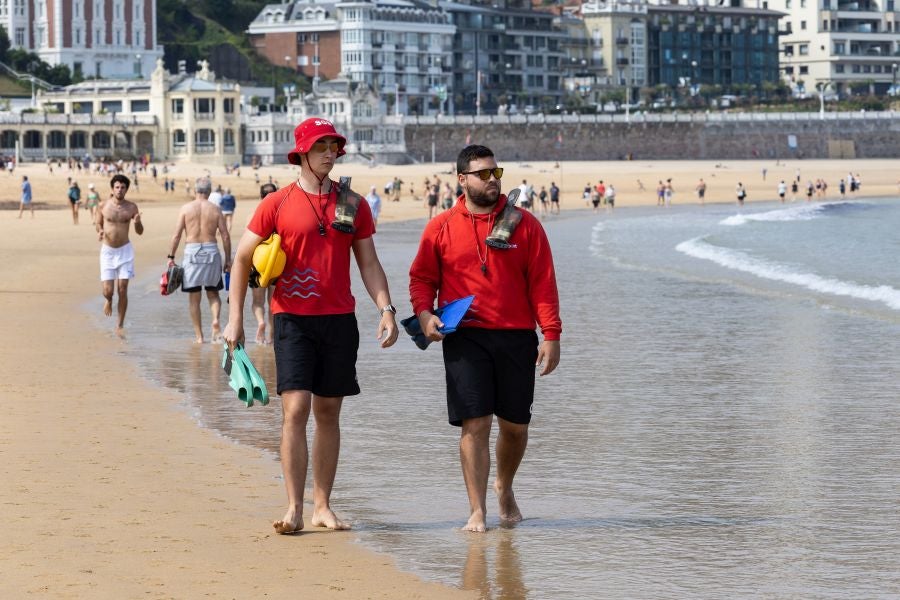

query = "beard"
[468, 183, 500, 208]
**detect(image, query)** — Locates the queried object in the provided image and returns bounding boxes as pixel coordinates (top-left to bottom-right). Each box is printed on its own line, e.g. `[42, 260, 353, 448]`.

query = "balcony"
[616, 57, 629, 66]
[615, 36, 629, 45]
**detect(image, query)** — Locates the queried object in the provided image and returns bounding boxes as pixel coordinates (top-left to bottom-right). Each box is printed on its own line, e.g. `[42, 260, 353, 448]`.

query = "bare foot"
[462, 509, 487, 533]
[194, 336, 205, 344]
[211, 321, 222, 343]
[255, 323, 266, 345]
[115, 326, 126, 339]
[103, 299, 112, 317]
[494, 482, 523, 525]
[273, 508, 303, 535]
[311, 508, 351, 530]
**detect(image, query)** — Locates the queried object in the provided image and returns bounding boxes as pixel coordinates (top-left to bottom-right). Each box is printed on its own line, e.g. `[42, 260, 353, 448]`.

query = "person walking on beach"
[736, 182, 747, 207]
[68, 181, 81, 224]
[18, 175, 33, 219]
[251, 182, 278, 345]
[663, 179, 674, 207]
[219, 188, 236, 232]
[695, 178, 707, 205]
[777, 180, 787, 203]
[95, 175, 143, 335]
[791, 179, 799, 202]
[409, 144, 561, 533]
[656, 181, 665, 207]
[549, 181, 560, 215]
[605, 183, 616, 211]
[85, 183, 100, 220]
[365, 184, 382, 226]
[223, 117, 399, 534]
[166, 177, 232, 344]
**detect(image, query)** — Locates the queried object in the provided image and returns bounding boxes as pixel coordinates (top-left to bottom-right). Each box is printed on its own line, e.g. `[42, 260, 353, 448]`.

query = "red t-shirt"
[247, 181, 374, 316]
[409, 195, 562, 341]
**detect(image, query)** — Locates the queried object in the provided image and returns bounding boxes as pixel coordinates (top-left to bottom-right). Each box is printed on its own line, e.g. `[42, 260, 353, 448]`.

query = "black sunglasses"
[460, 167, 504, 181]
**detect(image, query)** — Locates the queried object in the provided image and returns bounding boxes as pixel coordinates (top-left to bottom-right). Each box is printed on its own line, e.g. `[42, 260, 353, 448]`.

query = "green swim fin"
[233, 344, 269, 406]
[222, 344, 255, 407]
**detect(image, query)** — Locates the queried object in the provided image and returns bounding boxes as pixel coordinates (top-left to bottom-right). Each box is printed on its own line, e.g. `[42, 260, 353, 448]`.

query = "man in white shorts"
[95, 174, 143, 335]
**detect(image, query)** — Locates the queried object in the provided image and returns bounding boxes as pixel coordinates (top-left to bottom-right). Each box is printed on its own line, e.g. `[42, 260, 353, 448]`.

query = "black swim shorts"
[273, 312, 360, 397]
[442, 328, 538, 427]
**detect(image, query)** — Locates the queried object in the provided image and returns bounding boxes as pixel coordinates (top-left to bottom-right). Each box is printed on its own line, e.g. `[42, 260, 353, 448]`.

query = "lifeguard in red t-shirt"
[409, 144, 562, 533]
[224, 117, 399, 534]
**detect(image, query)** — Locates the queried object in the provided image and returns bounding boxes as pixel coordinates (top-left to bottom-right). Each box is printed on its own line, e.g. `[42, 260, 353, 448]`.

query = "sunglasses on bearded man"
[460, 167, 504, 181]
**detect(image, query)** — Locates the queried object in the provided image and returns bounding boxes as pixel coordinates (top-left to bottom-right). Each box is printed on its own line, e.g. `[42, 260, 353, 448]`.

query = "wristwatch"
[380, 304, 397, 315]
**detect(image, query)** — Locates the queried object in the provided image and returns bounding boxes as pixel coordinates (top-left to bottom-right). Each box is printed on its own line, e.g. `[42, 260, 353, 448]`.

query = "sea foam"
[720, 201, 863, 227]
[676, 236, 900, 311]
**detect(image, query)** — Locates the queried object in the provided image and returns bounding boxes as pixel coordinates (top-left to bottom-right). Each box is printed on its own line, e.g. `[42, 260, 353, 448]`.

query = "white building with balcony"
[779, 0, 900, 95]
[4, 59, 241, 163]
[243, 76, 408, 164]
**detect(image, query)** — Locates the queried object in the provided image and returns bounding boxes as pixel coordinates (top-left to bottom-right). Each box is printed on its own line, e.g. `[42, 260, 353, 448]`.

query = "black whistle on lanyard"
[485, 188, 523, 250]
[332, 176, 359, 234]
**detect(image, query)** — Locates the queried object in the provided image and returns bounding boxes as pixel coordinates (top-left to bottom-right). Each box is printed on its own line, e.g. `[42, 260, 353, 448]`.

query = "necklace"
[298, 182, 329, 236]
[469, 211, 493, 276]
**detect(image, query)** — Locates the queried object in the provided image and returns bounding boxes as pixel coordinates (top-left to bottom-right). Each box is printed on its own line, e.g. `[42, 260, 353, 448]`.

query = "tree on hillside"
[0, 25, 10, 62]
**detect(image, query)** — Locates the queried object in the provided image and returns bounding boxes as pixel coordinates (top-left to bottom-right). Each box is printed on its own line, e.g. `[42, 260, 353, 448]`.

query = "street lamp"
[690, 60, 698, 96]
[475, 69, 482, 116]
[135, 53, 142, 78]
[817, 81, 831, 120]
[892, 63, 898, 96]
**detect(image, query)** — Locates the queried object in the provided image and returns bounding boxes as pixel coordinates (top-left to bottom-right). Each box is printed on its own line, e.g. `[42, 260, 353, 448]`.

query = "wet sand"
[1, 156, 897, 597]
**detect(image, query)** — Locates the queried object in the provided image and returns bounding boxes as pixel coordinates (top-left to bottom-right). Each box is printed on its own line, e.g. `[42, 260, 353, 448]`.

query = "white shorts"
[99, 242, 135, 281]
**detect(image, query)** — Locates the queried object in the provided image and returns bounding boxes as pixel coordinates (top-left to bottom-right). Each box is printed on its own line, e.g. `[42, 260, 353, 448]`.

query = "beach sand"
[1, 156, 897, 598]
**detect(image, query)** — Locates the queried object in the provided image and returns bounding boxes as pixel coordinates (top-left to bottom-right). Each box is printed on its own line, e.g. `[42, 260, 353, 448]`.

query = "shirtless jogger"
[167, 176, 232, 343]
[95, 174, 143, 335]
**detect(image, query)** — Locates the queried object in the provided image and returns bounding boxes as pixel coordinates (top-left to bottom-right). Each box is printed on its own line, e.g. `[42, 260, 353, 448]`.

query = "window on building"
[783, 44, 794, 56]
[195, 129, 215, 150]
[785, 0, 791, 7]
[172, 98, 183, 114]
[131, 99, 149, 112]
[194, 98, 214, 115]
[14, 27, 23, 46]
[799, 44, 809, 55]
[834, 42, 844, 54]
[224, 129, 235, 147]
[799, 65, 808, 74]
[224, 98, 234, 113]
[835, 64, 844, 73]
[101, 100, 123, 113]
[173, 130, 186, 147]
[800, 21, 806, 30]
[784, 66, 794, 74]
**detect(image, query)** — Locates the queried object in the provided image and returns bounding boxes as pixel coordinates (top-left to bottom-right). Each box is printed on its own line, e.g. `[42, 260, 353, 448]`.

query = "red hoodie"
[409, 195, 561, 341]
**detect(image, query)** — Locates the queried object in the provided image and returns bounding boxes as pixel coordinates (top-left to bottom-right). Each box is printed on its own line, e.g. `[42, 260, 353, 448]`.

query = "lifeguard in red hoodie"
[409, 144, 562, 533]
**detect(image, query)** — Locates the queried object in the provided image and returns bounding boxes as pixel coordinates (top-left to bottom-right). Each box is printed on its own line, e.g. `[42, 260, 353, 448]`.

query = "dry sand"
[1, 156, 897, 598]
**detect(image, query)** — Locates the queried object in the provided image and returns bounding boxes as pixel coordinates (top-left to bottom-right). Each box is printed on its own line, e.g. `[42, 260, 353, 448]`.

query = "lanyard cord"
[468, 211, 493, 276]
[298, 177, 330, 236]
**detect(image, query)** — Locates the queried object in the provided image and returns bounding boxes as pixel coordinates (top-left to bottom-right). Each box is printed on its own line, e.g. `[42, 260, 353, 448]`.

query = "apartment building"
[248, 0, 454, 115]
[778, 0, 900, 95]
[581, 0, 649, 104]
[646, 0, 782, 91]
[0, 0, 163, 79]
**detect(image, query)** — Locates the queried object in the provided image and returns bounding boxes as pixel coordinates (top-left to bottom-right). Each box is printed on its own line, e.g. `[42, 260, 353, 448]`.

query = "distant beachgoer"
[604, 184, 616, 211]
[220, 188, 236, 232]
[68, 181, 81, 224]
[839, 179, 846, 198]
[86, 183, 100, 219]
[696, 178, 707, 205]
[656, 181, 665, 207]
[427, 182, 440, 219]
[95, 175, 143, 335]
[18, 175, 33, 219]
[538, 185, 548, 216]
[208, 184, 223, 208]
[736, 182, 747, 206]
[390, 176, 402, 202]
[441, 182, 454, 211]
[806, 180, 814, 201]
[663, 179, 674, 207]
[167, 176, 231, 344]
[549, 181, 560, 214]
[777, 180, 787, 203]
[366, 184, 382, 225]
[791, 180, 799, 202]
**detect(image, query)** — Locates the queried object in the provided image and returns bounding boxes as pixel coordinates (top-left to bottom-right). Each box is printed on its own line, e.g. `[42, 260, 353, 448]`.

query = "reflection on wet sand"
[155, 342, 283, 455]
[462, 532, 528, 600]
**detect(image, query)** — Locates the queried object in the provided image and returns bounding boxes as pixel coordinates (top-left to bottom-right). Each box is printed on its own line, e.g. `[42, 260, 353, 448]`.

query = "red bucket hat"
[287, 117, 347, 165]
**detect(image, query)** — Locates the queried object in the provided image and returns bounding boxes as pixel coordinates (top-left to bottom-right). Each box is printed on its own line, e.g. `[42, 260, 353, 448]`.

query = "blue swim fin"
[233, 344, 269, 406]
[222, 344, 255, 406]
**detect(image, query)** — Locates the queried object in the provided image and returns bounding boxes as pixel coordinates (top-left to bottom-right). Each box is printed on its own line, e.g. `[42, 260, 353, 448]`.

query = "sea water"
[106, 197, 900, 599]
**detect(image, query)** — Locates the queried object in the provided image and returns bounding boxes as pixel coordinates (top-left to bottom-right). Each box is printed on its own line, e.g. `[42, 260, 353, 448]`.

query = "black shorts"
[442, 328, 538, 426]
[182, 279, 223, 293]
[273, 313, 360, 397]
